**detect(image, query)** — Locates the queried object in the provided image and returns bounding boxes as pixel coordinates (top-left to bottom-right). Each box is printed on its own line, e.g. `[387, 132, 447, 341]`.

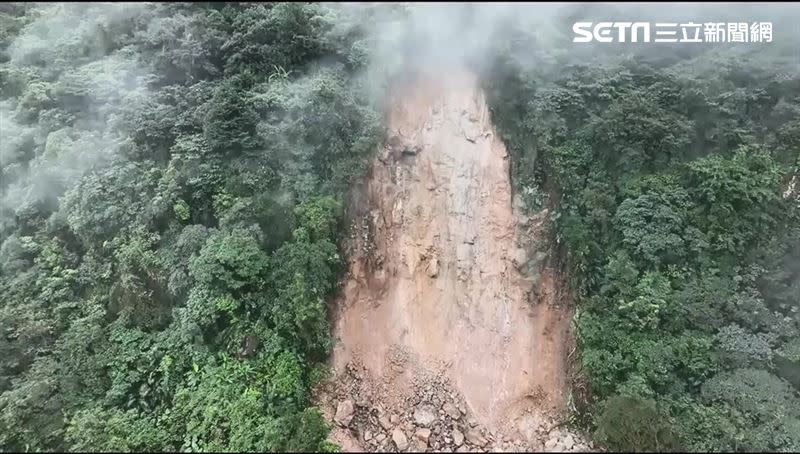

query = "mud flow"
[315, 69, 589, 452]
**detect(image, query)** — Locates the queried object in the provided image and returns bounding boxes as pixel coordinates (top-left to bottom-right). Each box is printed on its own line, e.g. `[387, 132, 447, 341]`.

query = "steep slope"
[317, 68, 582, 452]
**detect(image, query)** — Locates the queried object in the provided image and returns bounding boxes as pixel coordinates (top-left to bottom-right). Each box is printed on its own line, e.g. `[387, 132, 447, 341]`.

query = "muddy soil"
[315, 68, 586, 452]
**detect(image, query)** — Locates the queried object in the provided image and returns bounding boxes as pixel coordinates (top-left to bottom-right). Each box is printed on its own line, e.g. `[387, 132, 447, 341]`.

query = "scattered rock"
[511, 248, 528, 269]
[443, 402, 460, 420]
[379, 415, 393, 431]
[465, 429, 487, 447]
[393, 428, 409, 451]
[452, 429, 465, 447]
[320, 357, 591, 454]
[563, 434, 574, 450]
[415, 428, 432, 446]
[334, 400, 354, 427]
[414, 406, 437, 427]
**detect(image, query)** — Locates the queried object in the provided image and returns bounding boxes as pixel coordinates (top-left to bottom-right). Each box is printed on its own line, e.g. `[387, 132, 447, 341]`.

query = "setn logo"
[573, 22, 651, 43]
[573, 22, 773, 44]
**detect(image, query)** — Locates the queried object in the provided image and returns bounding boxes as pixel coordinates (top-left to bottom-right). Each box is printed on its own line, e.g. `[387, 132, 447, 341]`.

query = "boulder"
[334, 400, 354, 427]
[413, 406, 437, 427]
[452, 429, 465, 447]
[415, 427, 432, 446]
[393, 428, 409, 451]
[563, 434, 574, 450]
[379, 414, 393, 431]
[465, 429, 487, 447]
[511, 248, 528, 269]
[443, 402, 460, 420]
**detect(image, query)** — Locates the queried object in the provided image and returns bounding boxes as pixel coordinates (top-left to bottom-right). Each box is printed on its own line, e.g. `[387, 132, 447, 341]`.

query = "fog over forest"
[0, 3, 798, 452]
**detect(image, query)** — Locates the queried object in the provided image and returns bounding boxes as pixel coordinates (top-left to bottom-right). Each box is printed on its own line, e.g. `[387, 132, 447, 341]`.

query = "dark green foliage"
[700, 369, 800, 452]
[0, 2, 379, 451]
[203, 73, 261, 154]
[487, 21, 800, 452]
[3, 2, 799, 452]
[595, 395, 681, 452]
[294, 196, 342, 243]
[687, 146, 787, 256]
[65, 407, 170, 453]
[189, 228, 269, 292]
[269, 236, 338, 359]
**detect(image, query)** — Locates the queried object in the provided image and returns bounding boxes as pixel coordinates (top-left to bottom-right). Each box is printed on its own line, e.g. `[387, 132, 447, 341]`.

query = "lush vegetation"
[0, 3, 380, 451]
[486, 11, 800, 453]
[2, 3, 799, 452]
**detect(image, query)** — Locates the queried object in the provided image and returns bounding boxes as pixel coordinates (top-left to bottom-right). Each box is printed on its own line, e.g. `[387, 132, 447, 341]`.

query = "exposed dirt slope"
[316, 68, 583, 452]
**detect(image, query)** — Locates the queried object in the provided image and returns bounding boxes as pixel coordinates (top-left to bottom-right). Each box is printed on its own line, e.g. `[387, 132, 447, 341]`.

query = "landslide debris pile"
[315, 353, 594, 453]
[315, 69, 587, 452]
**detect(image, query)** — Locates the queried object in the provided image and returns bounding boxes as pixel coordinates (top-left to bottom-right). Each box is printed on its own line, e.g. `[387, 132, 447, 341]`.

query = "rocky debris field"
[317, 69, 590, 453]
[315, 358, 595, 453]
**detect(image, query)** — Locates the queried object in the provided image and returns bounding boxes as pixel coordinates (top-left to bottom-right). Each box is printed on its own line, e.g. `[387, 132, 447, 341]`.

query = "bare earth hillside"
[315, 69, 591, 452]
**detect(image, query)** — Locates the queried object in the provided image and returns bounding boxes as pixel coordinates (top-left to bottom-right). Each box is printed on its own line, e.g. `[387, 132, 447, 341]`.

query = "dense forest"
[1, 2, 799, 453]
[0, 2, 381, 451]
[485, 6, 800, 453]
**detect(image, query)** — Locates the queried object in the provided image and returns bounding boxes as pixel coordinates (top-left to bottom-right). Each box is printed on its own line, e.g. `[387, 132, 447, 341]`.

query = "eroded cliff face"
[316, 69, 583, 452]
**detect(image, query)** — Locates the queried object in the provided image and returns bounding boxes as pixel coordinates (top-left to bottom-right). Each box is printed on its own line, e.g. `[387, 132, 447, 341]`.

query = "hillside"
[0, 3, 798, 453]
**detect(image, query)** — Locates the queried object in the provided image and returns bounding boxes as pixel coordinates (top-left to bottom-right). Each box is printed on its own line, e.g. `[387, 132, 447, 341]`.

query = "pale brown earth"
[314, 68, 587, 452]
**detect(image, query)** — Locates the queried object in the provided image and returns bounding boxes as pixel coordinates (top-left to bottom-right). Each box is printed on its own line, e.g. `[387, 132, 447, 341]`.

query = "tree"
[700, 368, 800, 452]
[189, 229, 270, 292]
[594, 394, 681, 452]
[687, 146, 787, 256]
